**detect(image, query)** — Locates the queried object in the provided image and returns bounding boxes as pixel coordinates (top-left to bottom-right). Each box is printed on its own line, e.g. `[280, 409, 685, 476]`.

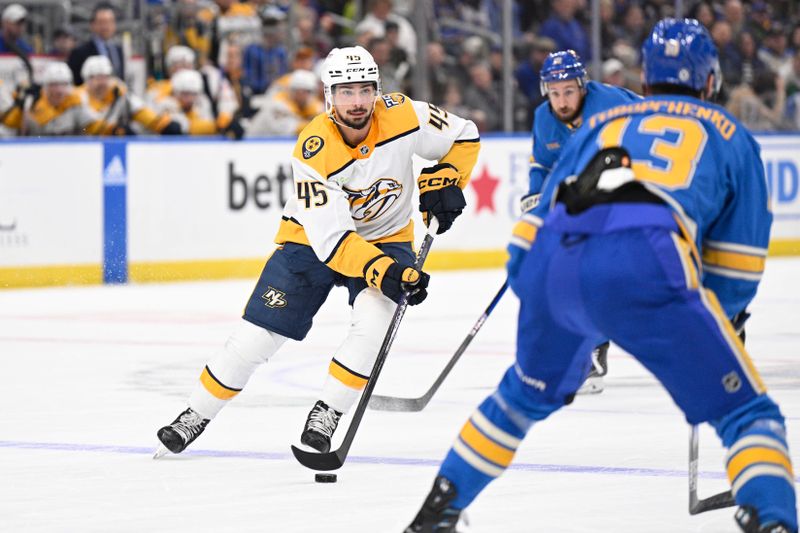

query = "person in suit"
[68, 2, 124, 85]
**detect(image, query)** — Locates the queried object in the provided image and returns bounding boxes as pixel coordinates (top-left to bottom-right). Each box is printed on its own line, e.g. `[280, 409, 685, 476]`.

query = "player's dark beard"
[338, 107, 371, 130]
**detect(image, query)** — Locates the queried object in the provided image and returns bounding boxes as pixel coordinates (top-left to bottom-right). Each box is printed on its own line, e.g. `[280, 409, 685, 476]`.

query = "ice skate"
[577, 341, 609, 395]
[405, 476, 467, 532]
[735, 506, 793, 533]
[154, 407, 209, 457]
[299, 400, 342, 453]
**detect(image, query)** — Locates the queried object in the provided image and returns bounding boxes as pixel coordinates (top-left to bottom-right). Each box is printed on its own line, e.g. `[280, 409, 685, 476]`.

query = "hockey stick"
[689, 424, 736, 514]
[368, 280, 509, 412]
[291, 219, 439, 471]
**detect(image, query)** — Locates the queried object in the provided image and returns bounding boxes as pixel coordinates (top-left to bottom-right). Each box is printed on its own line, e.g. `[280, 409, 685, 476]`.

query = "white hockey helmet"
[171, 69, 203, 94]
[320, 46, 381, 114]
[288, 69, 318, 92]
[166, 45, 196, 71]
[41, 62, 73, 85]
[81, 55, 113, 81]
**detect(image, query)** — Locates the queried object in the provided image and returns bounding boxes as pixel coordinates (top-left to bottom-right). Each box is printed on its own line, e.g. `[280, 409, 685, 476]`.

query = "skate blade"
[152, 444, 170, 459]
[576, 377, 604, 395]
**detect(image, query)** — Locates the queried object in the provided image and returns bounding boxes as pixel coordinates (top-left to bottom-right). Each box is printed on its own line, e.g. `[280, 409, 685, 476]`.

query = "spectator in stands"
[790, 24, 800, 56]
[50, 27, 77, 61]
[746, 1, 772, 42]
[245, 69, 322, 137]
[369, 37, 406, 94]
[292, 12, 333, 59]
[77, 55, 181, 136]
[164, 0, 211, 67]
[68, 3, 125, 85]
[267, 46, 316, 96]
[384, 21, 410, 72]
[712, 20, 741, 92]
[759, 24, 793, 77]
[785, 49, 800, 98]
[453, 35, 488, 88]
[242, 15, 288, 95]
[727, 71, 787, 131]
[199, 0, 260, 66]
[540, 0, 591, 62]
[1, 62, 110, 136]
[601, 57, 625, 87]
[355, 0, 417, 64]
[689, 1, 716, 30]
[0, 4, 31, 56]
[427, 41, 458, 106]
[220, 39, 252, 115]
[723, 0, 745, 38]
[514, 35, 556, 124]
[732, 31, 769, 88]
[618, 4, 648, 57]
[462, 62, 502, 132]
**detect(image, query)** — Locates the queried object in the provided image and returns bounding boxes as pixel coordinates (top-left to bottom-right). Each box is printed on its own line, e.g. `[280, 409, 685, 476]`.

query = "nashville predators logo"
[261, 286, 287, 308]
[343, 177, 403, 222]
[302, 136, 324, 159]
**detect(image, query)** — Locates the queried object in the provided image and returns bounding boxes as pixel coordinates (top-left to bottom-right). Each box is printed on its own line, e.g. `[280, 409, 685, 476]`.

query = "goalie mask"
[320, 46, 381, 127]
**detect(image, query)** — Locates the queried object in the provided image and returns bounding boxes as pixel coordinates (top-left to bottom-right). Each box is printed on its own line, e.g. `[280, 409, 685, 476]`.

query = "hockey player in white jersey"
[155, 46, 480, 457]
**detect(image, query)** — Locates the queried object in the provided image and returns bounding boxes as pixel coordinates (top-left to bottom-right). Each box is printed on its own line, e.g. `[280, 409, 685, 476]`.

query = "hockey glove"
[364, 254, 430, 305]
[160, 120, 183, 135]
[418, 163, 466, 235]
[506, 213, 541, 284]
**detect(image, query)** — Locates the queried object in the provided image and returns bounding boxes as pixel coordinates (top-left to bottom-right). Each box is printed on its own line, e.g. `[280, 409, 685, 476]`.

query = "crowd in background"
[0, 0, 799, 138]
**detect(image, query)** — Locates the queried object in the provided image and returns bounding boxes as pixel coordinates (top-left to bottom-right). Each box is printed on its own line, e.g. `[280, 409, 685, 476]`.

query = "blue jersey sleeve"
[701, 132, 772, 318]
[528, 115, 558, 195]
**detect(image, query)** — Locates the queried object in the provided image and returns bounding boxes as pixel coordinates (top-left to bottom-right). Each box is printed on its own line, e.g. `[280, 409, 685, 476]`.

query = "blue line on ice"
[6, 439, 797, 482]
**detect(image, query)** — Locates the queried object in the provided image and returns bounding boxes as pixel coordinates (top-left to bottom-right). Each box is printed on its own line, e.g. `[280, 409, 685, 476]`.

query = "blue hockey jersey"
[531, 94, 773, 318]
[529, 80, 639, 194]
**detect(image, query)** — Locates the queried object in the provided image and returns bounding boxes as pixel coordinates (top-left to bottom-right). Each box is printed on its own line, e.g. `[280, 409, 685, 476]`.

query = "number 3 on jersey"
[297, 181, 329, 209]
[597, 114, 708, 189]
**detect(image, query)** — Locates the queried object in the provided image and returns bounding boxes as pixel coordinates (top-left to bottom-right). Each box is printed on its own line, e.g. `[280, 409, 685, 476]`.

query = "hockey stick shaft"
[689, 425, 736, 515]
[368, 280, 509, 412]
[291, 219, 439, 471]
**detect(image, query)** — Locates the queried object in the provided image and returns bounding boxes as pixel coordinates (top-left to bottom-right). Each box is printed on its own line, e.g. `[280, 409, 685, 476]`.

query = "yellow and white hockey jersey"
[275, 93, 480, 278]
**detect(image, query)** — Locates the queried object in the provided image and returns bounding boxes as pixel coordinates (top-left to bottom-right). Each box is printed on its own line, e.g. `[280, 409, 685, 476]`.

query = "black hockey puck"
[315, 473, 337, 483]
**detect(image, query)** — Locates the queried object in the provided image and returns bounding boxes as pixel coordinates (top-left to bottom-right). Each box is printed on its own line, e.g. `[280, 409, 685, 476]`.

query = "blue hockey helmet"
[539, 50, 588, 96]
[641, 18, 721, 96]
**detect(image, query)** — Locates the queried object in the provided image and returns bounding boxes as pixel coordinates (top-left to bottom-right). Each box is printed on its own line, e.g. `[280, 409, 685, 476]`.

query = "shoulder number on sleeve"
[297, 181, 329, 208]
[427, 103, 449, 130]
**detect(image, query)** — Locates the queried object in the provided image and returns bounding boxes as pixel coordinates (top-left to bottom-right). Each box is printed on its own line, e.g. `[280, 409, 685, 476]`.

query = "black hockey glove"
[364, 254, 430, 305]
[160, 120, 183, 135]
[418, 163, 466, 235]
[731, 310, 750, 344]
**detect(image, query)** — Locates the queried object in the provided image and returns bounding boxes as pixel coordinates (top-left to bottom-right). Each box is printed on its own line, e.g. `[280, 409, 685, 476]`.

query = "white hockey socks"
[318, 288, 395, 413]
[189, 319, 287, 419]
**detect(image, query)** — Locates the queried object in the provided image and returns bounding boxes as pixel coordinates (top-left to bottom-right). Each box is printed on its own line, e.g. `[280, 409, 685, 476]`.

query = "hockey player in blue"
[529, 50, 639, 394]
[406, 19, 797, 533]
[527, 49, 639, 200]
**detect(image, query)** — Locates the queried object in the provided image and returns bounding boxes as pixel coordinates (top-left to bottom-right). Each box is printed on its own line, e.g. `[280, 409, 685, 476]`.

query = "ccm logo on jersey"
[302, 136, 324, 159]
[344, 178, 403, 222]
[261, 287, 288, 308]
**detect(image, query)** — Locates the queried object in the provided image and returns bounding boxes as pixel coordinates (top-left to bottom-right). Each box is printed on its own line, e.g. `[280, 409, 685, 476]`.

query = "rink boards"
[1, 134, 799, 287]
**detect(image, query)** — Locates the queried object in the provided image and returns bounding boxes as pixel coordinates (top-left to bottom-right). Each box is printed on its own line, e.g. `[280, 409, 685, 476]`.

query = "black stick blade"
[290, 444, 344, 471]
[689, 490, 736, 515]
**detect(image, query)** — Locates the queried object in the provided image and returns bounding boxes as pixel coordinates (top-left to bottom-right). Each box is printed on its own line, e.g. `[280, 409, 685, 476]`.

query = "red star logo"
[470, 165, 500, 213]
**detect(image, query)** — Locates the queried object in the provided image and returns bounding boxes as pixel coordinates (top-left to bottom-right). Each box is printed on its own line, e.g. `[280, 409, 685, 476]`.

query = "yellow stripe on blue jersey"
[328, 358, 369, 390]
[727, 434, 795, 496]
[199, 365, 242, 400]
[671, 233, 699, 290]
[699, 289, 766, 394]
[703, 240, 767, 281]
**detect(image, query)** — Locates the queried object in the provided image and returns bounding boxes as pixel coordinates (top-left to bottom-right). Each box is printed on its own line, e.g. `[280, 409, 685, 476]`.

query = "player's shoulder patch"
[380, 93, 407, 109]
[301, 135, 324, 159]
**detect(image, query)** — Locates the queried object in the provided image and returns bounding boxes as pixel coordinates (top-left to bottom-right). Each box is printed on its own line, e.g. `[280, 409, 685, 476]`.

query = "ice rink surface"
[1, 260, 798, 533]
